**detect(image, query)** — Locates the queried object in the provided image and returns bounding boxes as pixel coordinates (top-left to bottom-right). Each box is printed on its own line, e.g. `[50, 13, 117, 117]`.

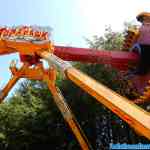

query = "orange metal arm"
[1, 61, 93, 150]
[0, 40, 52, 55]
[0, 63, 29, 102]
[40, 51, 150, 140]
[45, 71, 92, 150]
[66, 68, 150, 139]
[0, 75, 19, 102]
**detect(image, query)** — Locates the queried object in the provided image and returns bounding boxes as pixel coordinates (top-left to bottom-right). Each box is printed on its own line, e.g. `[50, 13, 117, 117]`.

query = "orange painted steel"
[0, 62, 92, 150]
[123, 28, 139, 51]
[134, 80, 150, 104]
[0, 40, 52, 55]
[39, 51, 150, 140]
[65, 67, 150, 140]
[46, 71, 92, 150]
[137, 12, 150, 22]
[0, 75, 19, 102]
[0, 63, 29, 102]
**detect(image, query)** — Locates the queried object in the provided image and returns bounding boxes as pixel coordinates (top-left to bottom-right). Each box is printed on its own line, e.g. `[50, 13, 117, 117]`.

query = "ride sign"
[0, 26, 51, 41]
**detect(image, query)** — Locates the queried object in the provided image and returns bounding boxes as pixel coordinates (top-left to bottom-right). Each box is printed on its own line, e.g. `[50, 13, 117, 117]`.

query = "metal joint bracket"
[40, 52, 72, 78]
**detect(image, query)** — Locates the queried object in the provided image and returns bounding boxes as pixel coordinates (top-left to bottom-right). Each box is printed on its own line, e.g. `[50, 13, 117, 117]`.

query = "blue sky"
[0, 0, 150, 97]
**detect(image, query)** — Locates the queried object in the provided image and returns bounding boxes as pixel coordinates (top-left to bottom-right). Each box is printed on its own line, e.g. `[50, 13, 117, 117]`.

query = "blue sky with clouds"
[0, 0, 149, 97]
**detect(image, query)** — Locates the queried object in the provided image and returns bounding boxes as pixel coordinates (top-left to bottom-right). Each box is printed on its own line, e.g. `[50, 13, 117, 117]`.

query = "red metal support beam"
[54, 46, 140, 70]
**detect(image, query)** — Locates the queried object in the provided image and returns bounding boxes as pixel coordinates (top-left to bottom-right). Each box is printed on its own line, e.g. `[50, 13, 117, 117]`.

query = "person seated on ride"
[131, 12, 150, 74]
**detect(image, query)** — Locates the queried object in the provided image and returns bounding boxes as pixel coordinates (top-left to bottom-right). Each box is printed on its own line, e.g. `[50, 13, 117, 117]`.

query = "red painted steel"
[54, 46, 140, 70]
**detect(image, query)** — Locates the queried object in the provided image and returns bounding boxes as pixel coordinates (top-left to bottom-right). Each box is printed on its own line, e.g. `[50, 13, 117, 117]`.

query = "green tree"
[85, 26, 124, 50]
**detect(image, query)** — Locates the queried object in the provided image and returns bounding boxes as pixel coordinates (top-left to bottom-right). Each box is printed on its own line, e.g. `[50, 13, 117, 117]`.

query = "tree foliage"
[85, 26, 124, 50]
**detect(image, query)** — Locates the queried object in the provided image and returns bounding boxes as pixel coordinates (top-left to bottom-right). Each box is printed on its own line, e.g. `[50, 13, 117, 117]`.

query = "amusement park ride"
[0, 12, 150, 149]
